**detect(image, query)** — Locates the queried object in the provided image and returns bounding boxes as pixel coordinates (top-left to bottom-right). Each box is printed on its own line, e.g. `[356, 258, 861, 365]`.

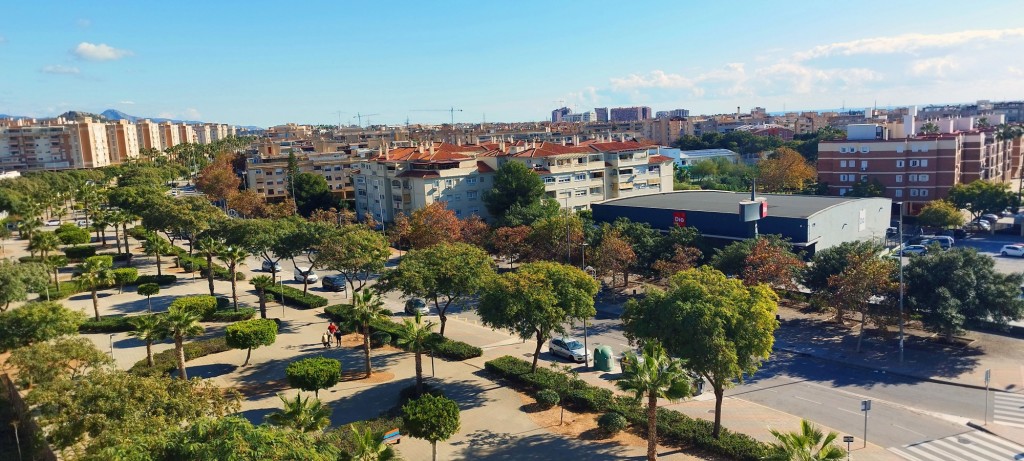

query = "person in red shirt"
[327, 322, 338, 346]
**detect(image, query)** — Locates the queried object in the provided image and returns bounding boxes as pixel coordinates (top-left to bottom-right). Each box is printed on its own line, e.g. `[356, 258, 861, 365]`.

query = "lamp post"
[897, 201, 905, 364]
[581, 241, 590, 371]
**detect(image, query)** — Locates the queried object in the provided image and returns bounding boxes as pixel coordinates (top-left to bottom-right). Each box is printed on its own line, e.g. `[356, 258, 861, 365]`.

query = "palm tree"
[107, 210, 127, 254]
[265, 393, 332, 432]
[350, 289, 391, 377]
[919, 122, 940, 135]
[616, 341, 692, 461]
[46, 255, 68, 290]
[196, 236, 223, 297]
[17, 218, 42, 241]
[766, 419, 845, 461]
[163, 304, 204, 380]
[77, 256, 115, 321]
[28, 231, 60, 260]
[142, 233, 173, 277]
[396, 312, 437, 396]
[217, 245, 249, 311]
[249, 275, 274, 319]
[128, 314, 167, 368]
[120, 213, 136, 258]
[344, 424, 396, 461]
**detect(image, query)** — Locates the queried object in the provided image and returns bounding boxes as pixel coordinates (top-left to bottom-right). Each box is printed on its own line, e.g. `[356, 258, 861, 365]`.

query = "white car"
[262, 260, 283, 273]
[899, 245, 928, 256]
[1001, 244, 1024, 257]
[76, 219, 91, 227]
[548, 337, 587, 363]
[294, 267, 318, 283]
[45, 219, 61, 226]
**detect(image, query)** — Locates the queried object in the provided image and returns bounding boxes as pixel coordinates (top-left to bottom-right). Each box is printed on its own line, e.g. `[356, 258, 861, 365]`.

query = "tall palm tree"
[196, 236, 223, 297]
[217, 245, 249, 311]
[18, 218, 42, 241]
[350, 289, 391, 377]
[766, 419, 845, 461]
[344, 424, 395, 461]
[120, 213, 136, 258]
[28, 231, 60, 259]
[616, 341, 692, 461]
[142, 233, 173, 277]
[265, 393, 332, 433]
[107, 210, 126, 254]
[128, 314, 167, 368]
[396, 312, 437, 396]
[249, 275, 274, 319]
[46, 255, 68, 290]
[77, 256, 115, 321]
[163, 304, 204, 380]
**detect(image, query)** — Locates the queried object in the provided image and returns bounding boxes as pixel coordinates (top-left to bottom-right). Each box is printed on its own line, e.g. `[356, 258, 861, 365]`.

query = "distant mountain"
[59, 110, 108, 121]
[2, 109, 258, 129]
[101, 109, 138, 122]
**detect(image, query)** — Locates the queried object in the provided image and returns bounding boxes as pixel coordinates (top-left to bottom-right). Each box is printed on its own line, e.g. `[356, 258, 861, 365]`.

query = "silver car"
[261, 260, 283, 272]
[548, 337, 587, 363]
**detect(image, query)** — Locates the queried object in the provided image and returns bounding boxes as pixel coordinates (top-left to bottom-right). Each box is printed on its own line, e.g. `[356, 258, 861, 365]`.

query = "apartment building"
[642, 117, 688, 146]
[68, 118, 113, 168]
[178, 124, 197, 145]
[158, 122, 181, 149]
[136, 119, 162, 151]
[245, 151, 359, 202]
[105, 119, 140, 163]
[193, 124, 212, 144]
[0, 125, 72, 169]
[610, 106, 653, 122]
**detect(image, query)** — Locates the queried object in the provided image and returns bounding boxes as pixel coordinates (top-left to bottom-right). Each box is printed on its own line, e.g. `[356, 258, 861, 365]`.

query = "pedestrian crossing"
[889, 431, 1024, 461]
[994, 392, 1024, 429]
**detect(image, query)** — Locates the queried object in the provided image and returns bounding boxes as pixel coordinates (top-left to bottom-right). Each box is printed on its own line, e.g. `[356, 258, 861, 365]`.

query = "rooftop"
[596, 190, 881, 219]
[677, 148, 740, 158]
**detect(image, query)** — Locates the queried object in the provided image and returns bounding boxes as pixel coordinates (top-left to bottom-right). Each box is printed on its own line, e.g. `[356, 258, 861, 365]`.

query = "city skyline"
[1, 1, 1023, 127]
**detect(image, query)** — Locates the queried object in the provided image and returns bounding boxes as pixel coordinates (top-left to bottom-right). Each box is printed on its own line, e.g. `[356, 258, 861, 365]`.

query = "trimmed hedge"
[63, 246, 97, 260]
[128, 337, 231, 377]
[324, 304, 482, 361]
[38, 282, 85, 301]
[599, 412, 628, 435]
[484, 355, 769, 461]
[370, 331, 391, 348]
[265, 285, 328, 309]
[134, 274, 177, 286]
[127, 226, 149, 240]
[209, 308, 257, 322]
[536, 389, 560, 409]
[97, 252, 131, 262]
[170, 295, 218, 320]
[18, 256, 43, 264]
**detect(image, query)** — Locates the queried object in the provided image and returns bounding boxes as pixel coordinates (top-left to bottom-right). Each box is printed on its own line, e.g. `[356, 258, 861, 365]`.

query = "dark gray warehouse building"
[591, 191, 891, 255]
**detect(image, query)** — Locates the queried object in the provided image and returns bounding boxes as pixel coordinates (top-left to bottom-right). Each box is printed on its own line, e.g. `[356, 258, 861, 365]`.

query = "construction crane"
[352, 112, 380, 127]
[411, 107, 463, 125]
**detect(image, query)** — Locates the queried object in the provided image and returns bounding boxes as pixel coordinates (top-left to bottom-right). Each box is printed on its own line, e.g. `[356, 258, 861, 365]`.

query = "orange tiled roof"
[649, 155, 674, 164]
[476, 161, 495, 173]
[511, 142, 593, 158]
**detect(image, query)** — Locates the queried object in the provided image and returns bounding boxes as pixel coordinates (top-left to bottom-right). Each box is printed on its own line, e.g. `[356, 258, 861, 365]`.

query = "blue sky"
[1, 1, 1022, 127]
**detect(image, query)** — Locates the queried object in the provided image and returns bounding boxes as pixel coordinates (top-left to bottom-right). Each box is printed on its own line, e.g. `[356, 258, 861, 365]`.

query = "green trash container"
[594, 345, 614, 372]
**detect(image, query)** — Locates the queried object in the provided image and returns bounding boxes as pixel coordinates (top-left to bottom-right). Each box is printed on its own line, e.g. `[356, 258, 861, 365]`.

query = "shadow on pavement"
[452, 428, 635, 460]
[183, 363, 239, 379]
[104, 293, 178, 314]
[236, 406, 276, 425]
[232, 346, 405, 392]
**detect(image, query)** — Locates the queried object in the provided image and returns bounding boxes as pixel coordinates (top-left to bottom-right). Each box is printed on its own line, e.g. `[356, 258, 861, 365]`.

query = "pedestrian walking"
[328, 322, 340, 347]
[321, 332, 330, 349]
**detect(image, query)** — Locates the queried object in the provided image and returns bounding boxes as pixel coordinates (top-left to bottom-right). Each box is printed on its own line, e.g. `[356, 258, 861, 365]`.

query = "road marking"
[893, 424, 926, 437]
[890, 431, 1024, 461]
[837, 407, 860, 417]
[793, 395, 821, 405]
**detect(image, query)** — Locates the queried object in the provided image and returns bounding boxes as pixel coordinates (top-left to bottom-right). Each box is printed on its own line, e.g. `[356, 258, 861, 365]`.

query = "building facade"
[105, 120, 140, 164]
[610, 106, 653, 122]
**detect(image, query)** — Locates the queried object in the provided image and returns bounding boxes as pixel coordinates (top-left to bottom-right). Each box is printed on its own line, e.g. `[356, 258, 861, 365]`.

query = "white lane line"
[793, 395, 822, 405]
[893, 423, 926, 437]
[837, 407, 860, 417]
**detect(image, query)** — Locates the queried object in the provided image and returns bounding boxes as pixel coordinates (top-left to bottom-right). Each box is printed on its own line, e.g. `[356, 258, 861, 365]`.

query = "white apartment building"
[158, 122, 182, 149]
[0, 126, 72, 169]
[136, 119, 163, 151]
[194, 124, 212, 144]
[68, 118, 113, 168]
[245, 151, 359, 202]
[178, 124, 198, 144]
[105, 120, 140, 163]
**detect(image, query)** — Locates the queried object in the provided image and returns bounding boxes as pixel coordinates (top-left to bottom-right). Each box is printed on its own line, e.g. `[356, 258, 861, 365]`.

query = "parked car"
[1001, 209, 1015, 218]
[294, 267, 318, 283]
[939, 228, 967, 240]
[548, 337, 587, 363]
[886, 227, 898, 237]
[1001, 244, 1024, 257]
[45, 219, 61, 226]
[76, 219, 91, 227]
[899, 245, 928, 256]
[920, 236, 953, 250]
[261, 260, 283, 272]
[981, 214, 1001, 224]
[404, 298, 429, 316]
[321, 275, 348, 292]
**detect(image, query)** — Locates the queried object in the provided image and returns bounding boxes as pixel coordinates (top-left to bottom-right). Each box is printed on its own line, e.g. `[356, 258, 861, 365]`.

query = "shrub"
[79, 315, 133, 333]
[134, 274, 177, 286]
[598, 412, 628, 435]
[265, 285, 328, 309]
[209, 308, 257, 322]
[536, 389, 560, 410]
[63, 246, 97, 260]
[39, 282, 85, 300]
[97, 252, 131, 262]
[286, 356, 341, 397]
[429, 335, 483, 360]
[370, 331, 392, 348]
[127, 226, 149, 240]
[178, 255, 204, 272]
[563, 386, 614, 413]
[324, 305, 481, 361]
[128, 337, 231, 376]
[215, 296, 231, 310]
[18, 256, 43, 264]
[169, 295, 218, 320]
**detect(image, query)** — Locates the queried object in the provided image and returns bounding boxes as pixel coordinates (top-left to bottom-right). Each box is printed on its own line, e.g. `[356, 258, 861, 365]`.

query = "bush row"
[484, 355, 769, 461]
[127, 226, 149, 240]
[96, 252, 131, 262]
[128, 337, 231, 377]
[135, 274, 177, 286]
[78, 307, 257, 333]
[63, 246, 97, 260]
[38, 282, 85, 301]
[265, 284, 328, 309]
[324, 304, 482, 361]
[209, 308, 257, 322]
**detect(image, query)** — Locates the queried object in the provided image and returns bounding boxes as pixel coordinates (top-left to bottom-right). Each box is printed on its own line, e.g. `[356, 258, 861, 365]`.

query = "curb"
[966, 420, 991, 434]
[774, 346, 995, 392]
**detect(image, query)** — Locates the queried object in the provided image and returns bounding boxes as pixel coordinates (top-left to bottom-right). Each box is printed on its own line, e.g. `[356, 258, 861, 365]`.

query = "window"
[451, 194, 461, 201]
[574, 173, 587, 181]
[543, 176, 555, 184]
[919, 174, 929, 181]
[467, 177, 477, 185]
[909, 174, 918, 182]
[469, 207, 479, 215]
[455, 209, 463, 218]
[896, 160, 905, 168]
[860, 160, 868, 170]
[445, 179, 453, 187]
[860, 175, 868, 181]
[839, 188, 848, 195]
[590, 187, 602, 195]
[575, 189, 587, 197]
[860, 146, 870, 153]
[896, 175, 903, 183]
[355, 177, 366, 185]
[910, 189, 919, 197]
[920, 159, 928, 167]
[910, 160, 920, 167]
[921, 189, 929, 197]
[895, 189, 903, 197]
[467, 190, 478, 200]
[557, 176, 571, 183]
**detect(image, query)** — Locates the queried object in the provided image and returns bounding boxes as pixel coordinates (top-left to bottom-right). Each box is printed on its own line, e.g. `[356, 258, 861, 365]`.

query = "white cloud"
[119, 100, 135, 105]
[73, 42, 132, 61]
[40, 65, 81, 75]
[908, 56, 959, 77]
[183, 108, 202, 119]
[794, 28, 1024, 60]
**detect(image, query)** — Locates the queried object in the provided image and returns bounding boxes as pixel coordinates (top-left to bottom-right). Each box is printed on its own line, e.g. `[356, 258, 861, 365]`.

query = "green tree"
[0, 301, 85, 352]
[55, 222, 90, 246]
[916, 200, 965, 229]
[343, 424, 397, 461]
[0, 259, 49, 311]
[249, 275, 274, 319]
[947, 180, 1017, 220]
[195, 235, 223, 296]
[396, 312, 437, 396]
[478, 261, 598, 372]
[138, 282, 161, 312]
[402, 394, 461, 461]
[217, 245, 249, 311]
[28, 231, 61, 259]
[129, 314, 167, 368]
[844, 178, 886, 198]
[142, 233, 173, 277]
[919, 121, 940, 135]
[483, 161, 546, 225]
[286, 356, 341, 398]
[266, 393, 333, 433]
[349, 289, 391, 377]
[225, 318, 278, 366]
[8, 336, 113, 388]
[45, 254, 69, 291]
[906, 248, 1024, 340]
[827, 252, 897, 352]
[622, 266, 778, 438]
[766, 419, 845, 461]
[388, 242, 494, 337]
[111, 267, 139, 293]
[77, 255, 115, 320]
[293, 172, 338, 217]
[616, 342, 692, 461]
[316, 224, 390, 293]
[164, 303, 205, 380]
